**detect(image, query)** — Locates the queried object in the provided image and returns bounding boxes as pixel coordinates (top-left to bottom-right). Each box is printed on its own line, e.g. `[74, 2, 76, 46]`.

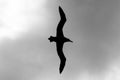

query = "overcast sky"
[1, 0, 120, 80]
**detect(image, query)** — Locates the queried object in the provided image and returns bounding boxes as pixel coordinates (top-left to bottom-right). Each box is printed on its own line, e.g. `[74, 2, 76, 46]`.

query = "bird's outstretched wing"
[56, 6, 67, 37]
[56, 42, 66, 74]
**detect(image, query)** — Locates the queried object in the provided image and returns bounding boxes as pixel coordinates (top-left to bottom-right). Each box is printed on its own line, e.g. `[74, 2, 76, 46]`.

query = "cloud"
[0, 0, 49, 41]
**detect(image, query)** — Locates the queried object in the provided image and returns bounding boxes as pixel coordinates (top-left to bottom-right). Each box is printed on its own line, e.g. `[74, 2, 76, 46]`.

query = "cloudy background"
[1, 0, 120, 80]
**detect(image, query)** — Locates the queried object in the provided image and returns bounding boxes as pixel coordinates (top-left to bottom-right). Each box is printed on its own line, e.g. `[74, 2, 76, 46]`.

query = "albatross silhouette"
[48, 6, 73, 74]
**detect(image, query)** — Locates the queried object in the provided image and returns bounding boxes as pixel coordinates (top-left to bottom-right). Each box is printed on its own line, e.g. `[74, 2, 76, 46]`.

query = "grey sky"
[1, 0, 120, 80]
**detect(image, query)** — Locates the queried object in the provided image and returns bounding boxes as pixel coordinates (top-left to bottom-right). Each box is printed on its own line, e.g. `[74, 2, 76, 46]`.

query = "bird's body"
[48, 6, 72, 74]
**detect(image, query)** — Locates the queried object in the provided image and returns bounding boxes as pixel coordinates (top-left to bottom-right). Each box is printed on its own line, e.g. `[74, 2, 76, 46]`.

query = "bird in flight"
[48, 6, 73, 74]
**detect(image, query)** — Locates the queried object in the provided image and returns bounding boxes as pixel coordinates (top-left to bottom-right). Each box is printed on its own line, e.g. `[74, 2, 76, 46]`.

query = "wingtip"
[59, 6, 61, 8]
[59, 68, 63, 74]
[59, 59, 66, 74]
[59, 6, 62, 11]
[58, 6, 66, 21]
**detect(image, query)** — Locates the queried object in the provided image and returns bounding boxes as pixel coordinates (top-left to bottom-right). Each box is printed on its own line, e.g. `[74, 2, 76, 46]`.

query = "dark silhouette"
[48, 6, 73, 74]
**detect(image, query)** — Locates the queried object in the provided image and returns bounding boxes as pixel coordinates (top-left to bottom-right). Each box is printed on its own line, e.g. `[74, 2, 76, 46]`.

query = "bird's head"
[48, 36, 56, 42]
